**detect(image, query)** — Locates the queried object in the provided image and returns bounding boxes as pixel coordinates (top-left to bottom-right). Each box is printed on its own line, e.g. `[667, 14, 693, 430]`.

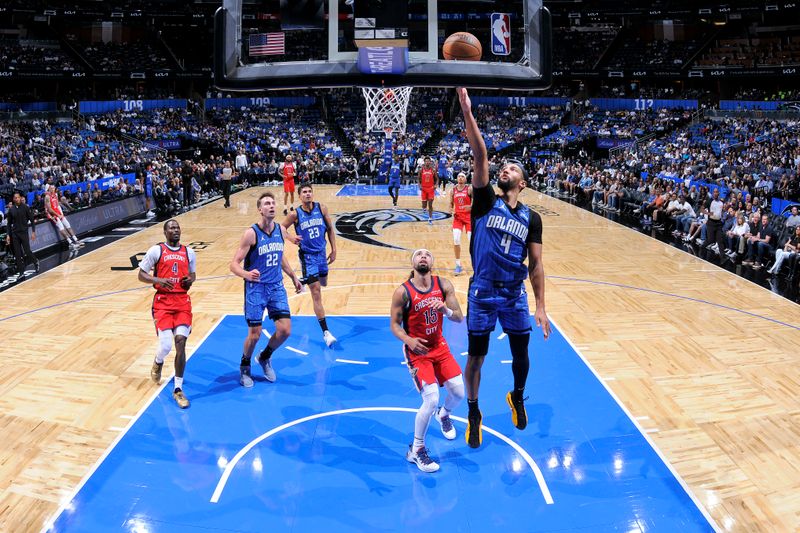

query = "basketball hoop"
[362, 86, 413, 136]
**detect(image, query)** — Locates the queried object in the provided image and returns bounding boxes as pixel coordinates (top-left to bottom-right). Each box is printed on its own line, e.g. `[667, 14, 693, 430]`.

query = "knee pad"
[156, 329, 173, 362]
[443, 374, 465, 401]
[453, 228, 462, 246]
[468, 334, 490, 358]
[420, 384, 439, 418]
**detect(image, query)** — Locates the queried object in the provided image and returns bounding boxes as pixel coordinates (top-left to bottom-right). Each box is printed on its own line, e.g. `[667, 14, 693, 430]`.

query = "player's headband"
[411, 248, 433, 263]
[503, 158, 529, 181]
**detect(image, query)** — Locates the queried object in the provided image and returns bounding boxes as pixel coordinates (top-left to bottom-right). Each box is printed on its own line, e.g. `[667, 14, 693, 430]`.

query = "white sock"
[413, 436, 424, 451]
[71, 236, 79, 243]
[174, 377, 183, 390]
[455, 259, 461, 267]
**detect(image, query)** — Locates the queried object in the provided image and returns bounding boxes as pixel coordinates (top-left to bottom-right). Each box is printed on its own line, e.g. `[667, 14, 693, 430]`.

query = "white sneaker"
[406, 445, 440, 473]
[257, 354, 276, 382]
[434, 407, 456, 440]
[323, 330, 337, 347]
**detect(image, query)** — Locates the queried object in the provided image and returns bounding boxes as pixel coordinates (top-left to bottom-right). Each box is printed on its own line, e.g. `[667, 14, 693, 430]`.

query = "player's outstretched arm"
[279, 216, 302, 245]
[457, 88, 488, 189]
[527, 241, 551, 339]
[390, 286, 428, 354]
[230, 228, 259, 282]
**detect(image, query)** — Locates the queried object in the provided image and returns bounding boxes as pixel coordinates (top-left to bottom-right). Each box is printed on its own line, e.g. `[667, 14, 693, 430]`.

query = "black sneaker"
[465, 408, 482, 448]
[506, 391, 528, 430]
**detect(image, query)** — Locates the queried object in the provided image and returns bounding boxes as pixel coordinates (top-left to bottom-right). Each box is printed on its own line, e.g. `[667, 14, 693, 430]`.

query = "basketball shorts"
[388, 179, 401, 189]
[152, 292, 193, 333]
[421, 187, 435, 202]
[466, 279, 532, 336]
[452, 216, 471, 232]
[404, 343, 461, 390]
[283, 179, 295, 193]
[299, 249, 328, 284]
[244, 280, 290, 327]
[50, 216, 71, 231]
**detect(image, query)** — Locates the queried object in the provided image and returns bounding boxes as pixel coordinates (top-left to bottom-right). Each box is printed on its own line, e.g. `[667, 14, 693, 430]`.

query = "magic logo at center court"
[334, 209, 450, 249]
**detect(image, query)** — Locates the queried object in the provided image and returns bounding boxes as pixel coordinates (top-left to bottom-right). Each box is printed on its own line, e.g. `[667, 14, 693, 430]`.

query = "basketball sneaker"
[257, 353, 276, 382]
[150, 361, 163, 384]
[506, 390, 528, 430]
[239, 365, 254, 387]
[434, 407, 456, 440]
[172, 389, 190, 409]
[428, 218, 433, 226]
[465, 408, 482, 448]
[406, 445, 440, 473]
[323, 330, 337, 347]
[454, 264, 463, 276]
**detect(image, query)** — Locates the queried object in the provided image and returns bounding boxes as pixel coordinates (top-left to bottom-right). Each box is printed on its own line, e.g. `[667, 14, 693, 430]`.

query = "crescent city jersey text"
[294, 202, 327, 254]
[402, 276, 447, 351]
[244, 223, 284, 284]
[470, 186, 542, 283]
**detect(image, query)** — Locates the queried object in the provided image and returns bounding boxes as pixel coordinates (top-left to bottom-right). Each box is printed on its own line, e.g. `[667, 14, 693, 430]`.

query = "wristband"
[445, 307, 454, 318]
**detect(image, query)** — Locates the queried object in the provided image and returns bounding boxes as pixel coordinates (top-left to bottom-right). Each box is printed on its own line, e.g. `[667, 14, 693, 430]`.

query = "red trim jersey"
[153, 242, 191, 294]
[402, 276, 447, 351]
[46, 193, 63, 220]
[420, 168, 435, 190]
[283, 162, 296, 181]
[453, 185, 472, 221]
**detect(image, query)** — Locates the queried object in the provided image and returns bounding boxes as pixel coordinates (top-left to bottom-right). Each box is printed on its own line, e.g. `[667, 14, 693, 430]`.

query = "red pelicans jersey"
[283, 162, 296, 181]
[153, 243, 190, 294]
[402, 276, 447, 351]
[46, 193, 63, 219]
[420, 168, 435, 190]
[453, 186, 472, 220]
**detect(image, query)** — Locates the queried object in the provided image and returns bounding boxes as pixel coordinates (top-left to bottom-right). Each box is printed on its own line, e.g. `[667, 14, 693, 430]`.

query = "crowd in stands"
[0, 40, 81, 72]
[531, 112, 800, 277]
[606, 35, 707, 70]
[553, 26, 619, 72]
[698, 34, 800, 69]
[68, 38, 174, 71]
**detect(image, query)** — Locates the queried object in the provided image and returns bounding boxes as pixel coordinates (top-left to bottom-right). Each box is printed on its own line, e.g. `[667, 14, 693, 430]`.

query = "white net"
[361, 86, 413, 136]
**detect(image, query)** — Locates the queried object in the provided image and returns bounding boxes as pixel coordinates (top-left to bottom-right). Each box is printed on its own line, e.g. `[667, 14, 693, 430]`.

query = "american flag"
[249, 32, 285, 56]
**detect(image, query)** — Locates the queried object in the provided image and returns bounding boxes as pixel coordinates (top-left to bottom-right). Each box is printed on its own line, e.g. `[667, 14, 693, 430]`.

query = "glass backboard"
[214, 0, 551, 91]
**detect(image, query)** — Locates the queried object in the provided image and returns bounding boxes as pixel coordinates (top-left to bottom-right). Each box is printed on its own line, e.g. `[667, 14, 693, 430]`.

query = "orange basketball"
[442, 32, 482, 61]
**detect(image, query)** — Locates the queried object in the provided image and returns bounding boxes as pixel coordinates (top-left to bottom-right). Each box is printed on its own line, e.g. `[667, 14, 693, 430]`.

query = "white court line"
[335, 358, 369, 365]
[42, 315, 228, 533]
[497, 332, 507, 340]
[286, 346, 308, 356]
[209, 406, 553, 505]
[460, 351, 468, 356]
[500, 360, 513, 364]
[261, 328, 271, 339]
[645, 428, 660, 434]
[602, 376, 617, 381]
[119, 414, 134, 420]
[548, 315, 721, 532]
[108, 426, 126, 432]
[635, 416, 650, 421]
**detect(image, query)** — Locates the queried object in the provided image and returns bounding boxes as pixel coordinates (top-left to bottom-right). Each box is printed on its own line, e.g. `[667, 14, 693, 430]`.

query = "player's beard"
[497, 178, 513, 193]
[414, 264, 430, 275]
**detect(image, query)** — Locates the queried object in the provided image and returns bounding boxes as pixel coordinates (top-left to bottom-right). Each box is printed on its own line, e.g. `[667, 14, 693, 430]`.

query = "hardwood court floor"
[1, 185, 798, 532]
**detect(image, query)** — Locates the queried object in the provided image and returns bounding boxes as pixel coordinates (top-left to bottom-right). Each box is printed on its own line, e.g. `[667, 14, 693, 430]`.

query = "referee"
[5, 191, 39, 277]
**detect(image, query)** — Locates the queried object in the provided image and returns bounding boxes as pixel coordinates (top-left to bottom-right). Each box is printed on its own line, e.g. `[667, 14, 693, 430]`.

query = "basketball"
[442, 32, 482, 61]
